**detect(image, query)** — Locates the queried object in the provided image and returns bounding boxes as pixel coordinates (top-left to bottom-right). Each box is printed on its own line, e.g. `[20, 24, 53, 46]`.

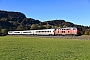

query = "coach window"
[37, 31, 39, 33]
[9, 32, 12, 33]
[15, 32, 20, 33]
[23, 32, 31, 33]
[36, 31, 38, 33]
[37, 31, 40, 33]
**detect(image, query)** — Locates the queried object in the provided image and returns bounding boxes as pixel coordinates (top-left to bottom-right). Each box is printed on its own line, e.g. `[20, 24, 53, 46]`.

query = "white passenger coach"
[8, 29, 55, 35]
[33, 29, 55, 35]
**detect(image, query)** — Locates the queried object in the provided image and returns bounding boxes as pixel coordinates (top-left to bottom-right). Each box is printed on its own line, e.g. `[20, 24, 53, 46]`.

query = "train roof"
[32, 29, 55, 31]
[8, 29, 55, 32]
[58, 27, 77, 29]
[57, 27, 77, 30]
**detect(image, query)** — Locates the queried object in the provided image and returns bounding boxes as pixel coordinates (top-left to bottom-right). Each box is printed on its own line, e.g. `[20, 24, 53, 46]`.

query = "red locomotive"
[54, 27, 82, 36]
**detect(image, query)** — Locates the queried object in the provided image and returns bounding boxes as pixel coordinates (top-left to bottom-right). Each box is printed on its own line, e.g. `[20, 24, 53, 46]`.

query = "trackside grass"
[0, 36, 90, 60]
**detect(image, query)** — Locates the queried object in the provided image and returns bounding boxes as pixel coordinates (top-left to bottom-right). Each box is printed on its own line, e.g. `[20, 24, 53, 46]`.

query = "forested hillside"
[0, 10, 90, 35]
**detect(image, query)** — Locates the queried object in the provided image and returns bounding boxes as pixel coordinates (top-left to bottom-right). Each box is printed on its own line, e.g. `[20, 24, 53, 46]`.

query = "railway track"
[38, 35, 90, 40]
[8, 35, 90, 40]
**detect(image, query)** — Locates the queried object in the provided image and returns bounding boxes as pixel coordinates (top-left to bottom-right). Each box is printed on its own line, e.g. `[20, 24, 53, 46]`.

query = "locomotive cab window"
[62, 31, 65, 33]
[73, 28, 76, 30]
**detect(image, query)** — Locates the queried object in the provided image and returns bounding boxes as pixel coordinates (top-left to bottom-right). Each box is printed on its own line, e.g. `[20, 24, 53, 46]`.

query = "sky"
[0, 0, 90, 26]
